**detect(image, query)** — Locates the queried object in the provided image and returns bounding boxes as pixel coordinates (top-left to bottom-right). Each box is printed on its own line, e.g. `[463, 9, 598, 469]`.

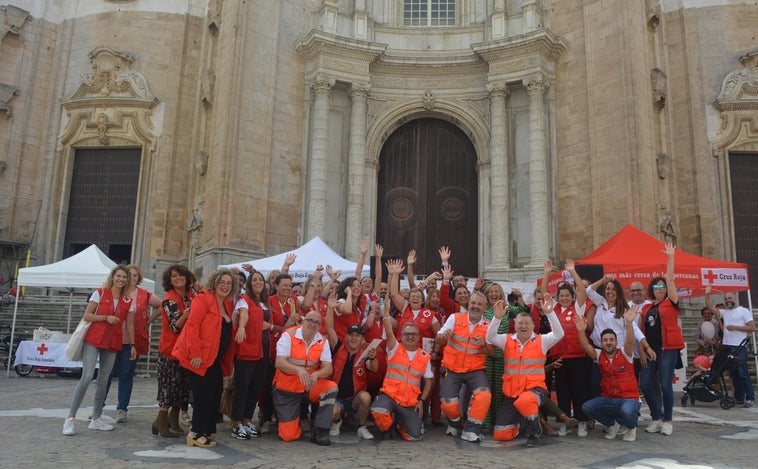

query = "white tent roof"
[17, 244, 155, 292]
[220, 236, 369, 282]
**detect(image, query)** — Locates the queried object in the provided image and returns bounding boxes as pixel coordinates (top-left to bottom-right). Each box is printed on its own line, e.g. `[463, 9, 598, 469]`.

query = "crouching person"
[487, 294, 563, 447]
[273, 311, 338, 445]
[576, 306, 642, 442]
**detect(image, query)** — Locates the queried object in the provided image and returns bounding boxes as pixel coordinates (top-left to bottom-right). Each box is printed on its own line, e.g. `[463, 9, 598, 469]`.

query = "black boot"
[310, 427, 331, 446]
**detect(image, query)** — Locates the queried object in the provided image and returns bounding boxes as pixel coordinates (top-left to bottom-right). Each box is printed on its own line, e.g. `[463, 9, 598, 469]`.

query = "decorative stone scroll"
[712, 50, 758, 151]
[0, 84, 18, 117]
[0, 5, 30, 40]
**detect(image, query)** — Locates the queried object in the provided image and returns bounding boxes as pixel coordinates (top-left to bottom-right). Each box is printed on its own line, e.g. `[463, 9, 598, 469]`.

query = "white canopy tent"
[6, 245, 155, 375]
[220, 236, 370, 282]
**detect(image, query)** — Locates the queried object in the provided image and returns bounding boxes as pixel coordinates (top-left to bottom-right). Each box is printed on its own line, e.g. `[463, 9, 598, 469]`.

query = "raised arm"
[574, 313, 596, 359]
[382, 284, 398, 350]
[407, 249, 417, 289]
[281, 253, 296, 274]
[663, 242, 678, 304]
[623, 305, 639, 357]
[300, 265, 323, 311]
[704, 284, 721, 317]
[540, 259, 553, 297]
[386, 259, 407, 312]
[354, 240, 369, 279]
[325, 292, 339, 349]
[565, 259, 586, 307]
[374, 244, 384, 293]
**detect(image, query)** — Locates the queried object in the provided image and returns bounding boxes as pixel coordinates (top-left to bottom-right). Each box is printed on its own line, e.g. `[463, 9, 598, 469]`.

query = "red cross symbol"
[703, 270, 718, 284]
[37, 343, 49, 355]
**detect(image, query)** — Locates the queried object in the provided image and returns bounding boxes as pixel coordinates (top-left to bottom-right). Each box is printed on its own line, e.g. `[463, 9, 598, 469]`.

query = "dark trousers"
[555, 356, 594, 421]
[186, 359, 223, 436]
[231, 359, 266, 421]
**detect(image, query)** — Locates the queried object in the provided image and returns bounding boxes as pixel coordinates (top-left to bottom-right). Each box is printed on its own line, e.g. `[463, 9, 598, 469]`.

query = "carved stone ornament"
[0, 83, 19, 117]
[64, 46, 158, 108]
[0, 5, 30, 39]
[422, 89, 435, 110]
[651, 68, 666, 111]
[195, 150, 209, 176]
[59, 46, 158, 151]
[188, 201, 204, 232]
[656, 153, 670, 180]
[712, 50, 758, 151]
[200, 69, 215, 108]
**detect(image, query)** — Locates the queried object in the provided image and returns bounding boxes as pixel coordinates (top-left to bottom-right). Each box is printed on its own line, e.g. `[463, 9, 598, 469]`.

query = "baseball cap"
[347, 325, 364, 335]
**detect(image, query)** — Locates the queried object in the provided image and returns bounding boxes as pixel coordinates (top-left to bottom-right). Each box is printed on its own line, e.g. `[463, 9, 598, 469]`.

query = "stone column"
[307, 76, 335, 239]
[346, 84, 370, 258]
[487, 82, 510, 268]
[525, 75, 549, 266]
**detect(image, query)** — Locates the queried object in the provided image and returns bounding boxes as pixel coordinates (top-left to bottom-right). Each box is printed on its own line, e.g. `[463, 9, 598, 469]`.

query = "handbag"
[65, 319, 91, 361]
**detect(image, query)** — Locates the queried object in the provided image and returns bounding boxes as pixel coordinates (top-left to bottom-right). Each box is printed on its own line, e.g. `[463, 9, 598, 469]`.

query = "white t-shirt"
[438, 312, 488, 335]
[276, 327, 332, 363]
[720, 306, 754, 346]
[386, 342, 434, 378]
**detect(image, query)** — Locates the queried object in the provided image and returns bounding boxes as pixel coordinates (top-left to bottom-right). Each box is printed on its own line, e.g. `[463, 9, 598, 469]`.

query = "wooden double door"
[377, 118, 478, 277]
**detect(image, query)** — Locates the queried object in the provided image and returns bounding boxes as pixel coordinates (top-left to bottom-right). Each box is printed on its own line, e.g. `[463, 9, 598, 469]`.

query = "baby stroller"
[680, 338, 750, 410]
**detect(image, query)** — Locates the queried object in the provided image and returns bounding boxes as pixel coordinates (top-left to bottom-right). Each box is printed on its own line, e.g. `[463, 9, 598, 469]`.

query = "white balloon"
[700, 321, 716, 341]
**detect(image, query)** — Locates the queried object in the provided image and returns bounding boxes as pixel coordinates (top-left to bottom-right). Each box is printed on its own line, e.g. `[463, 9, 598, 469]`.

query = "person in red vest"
[435, 290, 492, 442]
[370, 259, 433, 441]
[324, 293, 377, 439]
[272, 310, 338, 445]
[487, 294, 563, 447]
[387, 258, 441, 344]
[172, 269, 236, 448]
[576, 305, 642, 442]
[62, 265, 134, 436]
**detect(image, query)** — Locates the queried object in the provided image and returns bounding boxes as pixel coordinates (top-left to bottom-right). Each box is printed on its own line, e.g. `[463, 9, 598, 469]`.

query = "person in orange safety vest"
[370, 259, 433, 441]
[486, 293, 564, 448]
[435, 290, 492, 442]
[272, 310, 338, 445]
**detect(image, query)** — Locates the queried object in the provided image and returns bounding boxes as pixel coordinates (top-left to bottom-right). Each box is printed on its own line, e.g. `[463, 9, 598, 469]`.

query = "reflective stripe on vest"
[379, 346, 430, 407]
[501, 335, 546, 397]
[440, 312, 489, 373]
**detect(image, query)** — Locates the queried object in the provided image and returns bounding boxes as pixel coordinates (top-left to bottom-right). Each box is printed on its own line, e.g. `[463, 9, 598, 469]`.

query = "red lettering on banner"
[37, 343, 49, 355]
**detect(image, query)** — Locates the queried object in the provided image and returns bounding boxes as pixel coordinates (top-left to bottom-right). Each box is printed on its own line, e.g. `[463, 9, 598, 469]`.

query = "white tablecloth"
[13, 341, 84, 368]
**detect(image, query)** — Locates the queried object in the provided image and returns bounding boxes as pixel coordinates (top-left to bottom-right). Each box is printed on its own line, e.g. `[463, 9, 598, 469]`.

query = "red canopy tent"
[545, 224, 750, 299]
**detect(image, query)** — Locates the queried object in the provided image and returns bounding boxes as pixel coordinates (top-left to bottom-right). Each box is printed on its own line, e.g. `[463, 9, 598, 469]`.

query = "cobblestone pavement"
[1, 372, 757, 469]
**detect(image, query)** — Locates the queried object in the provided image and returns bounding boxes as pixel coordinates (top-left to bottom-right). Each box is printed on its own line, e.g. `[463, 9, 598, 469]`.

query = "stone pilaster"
[346, 84, 370, 258]
[487, 82, 510, 268]
[525, 75, 549, 266]
[307, 76, 335, 239]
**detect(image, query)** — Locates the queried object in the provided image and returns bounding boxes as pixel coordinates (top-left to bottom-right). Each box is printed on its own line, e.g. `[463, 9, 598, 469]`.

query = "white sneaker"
[116, 410, 127, 423]
[88, 417, 114, 431]
[460, 431, 482, 442]
[617, 425, 628, 435]
[445, 425, 459, 436]
[356, 425, 374, 440]
[329, 419, 342, 436]
[577, 421, 588, 437]
[622, 427, 637, 441]
[557, 424, 571, 437]
[661, 422, 673, 435]
[62, 417, 76, 436]
[604, 422, 620, 439]
[645, 420, 662, 433]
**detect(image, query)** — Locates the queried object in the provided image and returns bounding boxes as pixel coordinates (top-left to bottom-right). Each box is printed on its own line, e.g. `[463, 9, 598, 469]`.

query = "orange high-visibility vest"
[380, 346, 430, 407]
[440, 312, 489, 373]
[273, 329, 327, 393]
[502, 334, 546, 398]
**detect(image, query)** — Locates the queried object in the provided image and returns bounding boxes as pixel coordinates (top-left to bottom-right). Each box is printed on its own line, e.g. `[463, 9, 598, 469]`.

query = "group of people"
[59, 240, 755, 449]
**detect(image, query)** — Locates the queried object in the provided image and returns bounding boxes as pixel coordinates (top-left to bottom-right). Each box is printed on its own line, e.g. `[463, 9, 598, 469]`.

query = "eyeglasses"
[652, 284, 666, 290]
[304, 318, 322, 326]
[402, 332, 419, 337]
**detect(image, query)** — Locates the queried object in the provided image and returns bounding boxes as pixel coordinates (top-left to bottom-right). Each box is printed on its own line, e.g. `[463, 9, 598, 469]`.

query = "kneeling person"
[370, 295, 433, 441]
[435, 291, 492, 442]
[576, 307, 641, 441]
[325, 295, 377, 439]
[273, 311, 338, 445]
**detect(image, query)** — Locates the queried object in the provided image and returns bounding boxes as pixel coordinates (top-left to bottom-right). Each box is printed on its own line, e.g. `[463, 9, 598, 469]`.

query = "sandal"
[186, 433, 216, 448]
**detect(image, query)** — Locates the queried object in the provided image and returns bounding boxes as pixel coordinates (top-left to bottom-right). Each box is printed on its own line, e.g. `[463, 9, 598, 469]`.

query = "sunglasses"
[652, 284, 666, 290]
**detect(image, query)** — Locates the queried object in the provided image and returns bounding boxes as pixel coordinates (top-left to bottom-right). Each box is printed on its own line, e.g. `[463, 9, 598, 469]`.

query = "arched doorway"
[377, 118, 478, 277]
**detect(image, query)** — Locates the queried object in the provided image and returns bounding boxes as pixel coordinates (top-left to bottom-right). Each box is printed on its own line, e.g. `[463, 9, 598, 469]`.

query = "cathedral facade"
[1, 0, 757, 291]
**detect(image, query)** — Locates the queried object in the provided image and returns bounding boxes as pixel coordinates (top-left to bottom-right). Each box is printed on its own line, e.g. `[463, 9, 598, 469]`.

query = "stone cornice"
[294, 30, 386, 64]
[471, 28, 567, 65]
[372, 51, 488, 78]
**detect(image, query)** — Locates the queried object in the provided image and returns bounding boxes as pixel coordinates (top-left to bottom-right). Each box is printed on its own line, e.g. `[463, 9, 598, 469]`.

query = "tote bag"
[65, 319, 91, 361]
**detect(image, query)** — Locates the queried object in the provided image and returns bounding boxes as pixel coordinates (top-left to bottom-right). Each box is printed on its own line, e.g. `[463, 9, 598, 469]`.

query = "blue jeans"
[639, 348, 678, 421]
[105, 344, 137, 411]
[724, 345, 755, 402]
[582, 397, 641, 429]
